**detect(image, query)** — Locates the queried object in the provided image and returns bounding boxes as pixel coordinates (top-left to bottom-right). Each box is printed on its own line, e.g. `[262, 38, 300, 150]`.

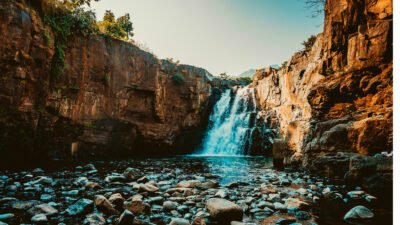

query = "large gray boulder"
[206, 198, 243, 224]
[344, 205, 374, 221]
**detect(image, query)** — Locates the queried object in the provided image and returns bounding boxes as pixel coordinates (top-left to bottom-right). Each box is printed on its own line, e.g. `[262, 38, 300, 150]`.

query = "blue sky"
[90, 0, 323, 76]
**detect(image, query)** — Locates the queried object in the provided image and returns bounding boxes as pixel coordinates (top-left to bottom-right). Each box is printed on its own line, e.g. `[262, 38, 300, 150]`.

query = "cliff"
[252, 0, 392, 189]
[0, 0, 214, 164]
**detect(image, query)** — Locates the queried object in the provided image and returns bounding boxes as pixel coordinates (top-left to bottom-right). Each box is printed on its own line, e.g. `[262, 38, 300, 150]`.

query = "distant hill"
[237, 69, 256, 78]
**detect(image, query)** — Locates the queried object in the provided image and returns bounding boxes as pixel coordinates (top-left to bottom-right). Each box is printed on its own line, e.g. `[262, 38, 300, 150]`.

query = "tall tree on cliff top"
[98, 11, 134, 40]
[117, 14, 134, 39]
[103, 10, 115, 22]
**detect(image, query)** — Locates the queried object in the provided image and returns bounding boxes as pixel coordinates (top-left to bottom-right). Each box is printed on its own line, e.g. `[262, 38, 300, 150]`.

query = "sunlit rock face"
[0, 0, 214, 161]
[252, 0, 392, 175]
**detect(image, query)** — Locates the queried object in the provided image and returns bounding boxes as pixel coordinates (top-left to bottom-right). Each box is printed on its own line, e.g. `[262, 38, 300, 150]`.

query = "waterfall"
[199, 86, 258, 156]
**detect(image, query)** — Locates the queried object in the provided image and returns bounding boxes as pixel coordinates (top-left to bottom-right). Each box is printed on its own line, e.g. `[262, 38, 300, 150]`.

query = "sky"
[90, 0, 323, 76]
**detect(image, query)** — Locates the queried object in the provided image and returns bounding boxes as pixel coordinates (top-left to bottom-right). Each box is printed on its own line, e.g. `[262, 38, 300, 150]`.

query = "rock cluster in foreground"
[0, 157, 389, 225]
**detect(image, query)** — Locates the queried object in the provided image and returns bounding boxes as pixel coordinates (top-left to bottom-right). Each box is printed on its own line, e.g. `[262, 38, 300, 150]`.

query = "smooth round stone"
[273, 202, 286, 211]
[206, 198, 243, 223]
[169, 218, 190, 225]
[0, 213, 14, 220]
[62, 190, 79, 196]
[40, 194, 53, 202]
[163, 201, 179, 211]
[184, 213, 192, 219]
[31, 214, 48, 223]
[344, 205, 374, 221]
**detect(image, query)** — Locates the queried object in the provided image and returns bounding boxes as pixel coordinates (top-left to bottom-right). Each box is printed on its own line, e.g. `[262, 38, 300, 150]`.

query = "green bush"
[235, 77, 252, 85]
[45, 8, 98, 79]
[301, 35, 317, 53]
[172, 73, 185, 85]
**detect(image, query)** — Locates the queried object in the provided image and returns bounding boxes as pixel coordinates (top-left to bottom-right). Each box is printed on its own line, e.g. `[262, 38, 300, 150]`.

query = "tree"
[103, 10, 115, 23]
[172, 73, 185, 85]
[98, 11, 134, 40]
[281, 61, 288, 68]
[166, 58, 180, 65]
[219, 72, 231, 80]
[301, 35, 317, 53]
[304, 0, 326, 17]
[117, 14, 134, 39]
[235, 77, 252, 85]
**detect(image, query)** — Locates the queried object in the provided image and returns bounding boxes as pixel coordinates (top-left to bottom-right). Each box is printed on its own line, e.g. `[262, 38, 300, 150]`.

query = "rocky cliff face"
[0, 0, 214, 164]
[252, 0, 392, 188]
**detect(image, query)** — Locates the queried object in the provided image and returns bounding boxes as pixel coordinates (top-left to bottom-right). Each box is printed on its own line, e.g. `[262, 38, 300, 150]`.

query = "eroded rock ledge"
[252, 0, 392, 190]
[0, 0, 217, 164]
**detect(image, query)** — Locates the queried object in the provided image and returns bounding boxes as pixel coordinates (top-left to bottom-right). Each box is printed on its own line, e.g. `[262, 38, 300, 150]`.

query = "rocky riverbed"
[0, 157, 392, 225]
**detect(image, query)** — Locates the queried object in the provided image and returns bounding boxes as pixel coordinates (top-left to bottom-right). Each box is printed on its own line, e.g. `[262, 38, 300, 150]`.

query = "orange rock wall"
[0, 0, 213, 160]
[252, 0, 392, 167]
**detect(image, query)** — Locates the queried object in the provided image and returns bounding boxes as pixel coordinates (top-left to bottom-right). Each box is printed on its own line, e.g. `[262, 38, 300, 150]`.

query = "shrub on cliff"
[301, 35, 317, 54]
[45, 8, 98, 79]
[172, 73, 185, 85]
[235, 77, 252, 85]
[218, 72, 232, 81]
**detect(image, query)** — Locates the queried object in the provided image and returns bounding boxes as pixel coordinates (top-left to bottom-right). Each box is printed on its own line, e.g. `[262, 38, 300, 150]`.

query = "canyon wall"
[253, 0, 392, 188]
[0, 0, 214, 164]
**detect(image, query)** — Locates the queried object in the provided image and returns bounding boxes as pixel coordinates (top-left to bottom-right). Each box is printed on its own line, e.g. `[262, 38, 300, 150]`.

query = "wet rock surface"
[0, 157, 392, 225]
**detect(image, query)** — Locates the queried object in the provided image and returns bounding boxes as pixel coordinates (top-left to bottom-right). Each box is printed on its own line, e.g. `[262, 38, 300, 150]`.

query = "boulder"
[94, 195, 118, 214]
[31, 214, 47, 223]
[105, 175, 126, 183]
[123, 167, 143, 181]
[169, 218, 190, 225]
[27, 203, 58, 216]
[138, 183, 159, 193]
[215, 189, 228, 198]
[11, 200, 40, 210]
[206, 198, 243, 224]
[0, 213, 14, 221]
[66, 198, 94, 216]
[117, 210, 134, 225]
[109, 193, 125, 208]
[273, 202, 286, 211]
[163, 201, 179, 211]
[177, 180, 201, 188]
[344, 205, 374, 221]
[285, 198, 309, 212]
[123, 200, 151, 215]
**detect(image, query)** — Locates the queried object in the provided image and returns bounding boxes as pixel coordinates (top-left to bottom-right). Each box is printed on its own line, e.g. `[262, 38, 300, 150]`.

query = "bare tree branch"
[304, 0, 326, 17]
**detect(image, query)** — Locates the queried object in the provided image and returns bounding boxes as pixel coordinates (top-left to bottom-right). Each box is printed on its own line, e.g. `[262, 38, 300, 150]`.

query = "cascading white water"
[199, 86, 258, 156]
